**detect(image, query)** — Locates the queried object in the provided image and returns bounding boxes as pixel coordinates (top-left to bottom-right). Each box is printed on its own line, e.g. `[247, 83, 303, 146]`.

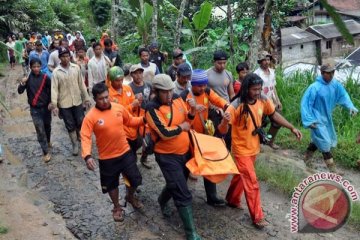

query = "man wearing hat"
[167, 49, 185, 81]
[145, 74, 201, 240]
[50, 47, 91, 156]
[181, 69, 229, 207]
[108, 66, 143, 157]
[301, 61, 358, 174]
[173, 63, 192, 95]
[129, 64, 153, 168]
[29, 40, 51, 77]
[254, 51, 282, 149]
[207, 50, 235, 150]
[149, 42, 167, 73]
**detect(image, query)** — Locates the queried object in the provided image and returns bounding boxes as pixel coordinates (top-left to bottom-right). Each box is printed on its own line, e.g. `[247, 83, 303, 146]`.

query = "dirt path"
[0, 65, 359, 239]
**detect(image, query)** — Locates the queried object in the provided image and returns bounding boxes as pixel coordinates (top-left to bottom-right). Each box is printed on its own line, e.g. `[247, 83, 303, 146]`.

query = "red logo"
[300, 182, 351, 232]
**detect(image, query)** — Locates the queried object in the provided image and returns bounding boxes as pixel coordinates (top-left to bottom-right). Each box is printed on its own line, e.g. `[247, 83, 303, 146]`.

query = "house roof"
[281, 27, 321, 46]
[285, 16, 307, 22]
[327, 0, 360, 11]
[345, 47, 360, 66]
[306, 20, 360, 39]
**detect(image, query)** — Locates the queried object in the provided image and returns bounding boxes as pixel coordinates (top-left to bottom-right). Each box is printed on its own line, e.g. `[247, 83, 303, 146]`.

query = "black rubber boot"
[158, 187, 172, 217]
[177, 206, 201, 240]
[204, 178, 226, 207]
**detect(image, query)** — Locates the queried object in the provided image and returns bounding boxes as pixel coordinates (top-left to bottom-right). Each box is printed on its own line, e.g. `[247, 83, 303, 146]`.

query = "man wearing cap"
[181, 69, 229, 207]
[50, 47, 91, 156]
[138, 47, 159, 84]
[167, 49, 184, 81]
[81, 82, 144, 222]
[254, 51, 282, 149]
[129, 64, 153, 168]
[29, 40, 51, 77]
[173, 63, 192, 95]
[145, 74, 201, 240]
[48, 38, 74, 72]
[207, 50, 235, 150]
[108, 66, 143, 157]
[301, 62, 358, 174]
[149, 42, 167, 73]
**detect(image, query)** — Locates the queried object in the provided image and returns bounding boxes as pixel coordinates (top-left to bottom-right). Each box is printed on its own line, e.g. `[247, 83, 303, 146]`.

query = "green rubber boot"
[177, 206, 201, 240]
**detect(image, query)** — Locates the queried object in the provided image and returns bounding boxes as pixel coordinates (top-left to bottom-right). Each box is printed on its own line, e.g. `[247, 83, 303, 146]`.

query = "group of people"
[14, 28, 359, 240]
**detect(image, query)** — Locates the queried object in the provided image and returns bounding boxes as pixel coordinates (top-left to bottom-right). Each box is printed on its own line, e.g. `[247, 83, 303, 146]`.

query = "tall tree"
[227, 0, 234, 64]
[174, 0, 188, 48]
[151, 0, 158, 42]
[110, 0, 121, 39]
[248, 0, 272, 69]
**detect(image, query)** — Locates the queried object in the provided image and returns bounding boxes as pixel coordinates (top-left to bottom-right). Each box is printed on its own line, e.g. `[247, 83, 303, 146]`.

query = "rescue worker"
[301, 62, 358, 174]
[181, 69, 229, 207]
[81, 83, 144, 222]
[145, 74, 201, 240]
[218, 73, 302, 229]
[107, 66, 142, 157]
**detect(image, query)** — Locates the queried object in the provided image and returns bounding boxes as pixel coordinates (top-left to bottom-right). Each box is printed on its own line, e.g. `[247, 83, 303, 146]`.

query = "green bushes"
[276, 70, 360, 168]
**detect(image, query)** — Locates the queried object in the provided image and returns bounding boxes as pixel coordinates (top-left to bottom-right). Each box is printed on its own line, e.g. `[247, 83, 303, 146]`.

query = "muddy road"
[0, 66, 359, 239]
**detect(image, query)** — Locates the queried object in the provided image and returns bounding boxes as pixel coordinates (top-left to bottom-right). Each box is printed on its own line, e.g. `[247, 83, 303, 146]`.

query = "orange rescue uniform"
[81, 103, 144, 160]
[181, 87, 227, 133]
[108, 84, 139, 141]
[223, 97, 275, 224]
[145, 96, 193, 155]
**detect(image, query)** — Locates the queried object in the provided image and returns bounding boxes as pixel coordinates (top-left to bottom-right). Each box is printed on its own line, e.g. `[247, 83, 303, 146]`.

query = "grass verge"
[349, 202, 360, 230]
[0, 225, 8, 235]
[0, 62, 6, 77]
[276, 70, 360, 169]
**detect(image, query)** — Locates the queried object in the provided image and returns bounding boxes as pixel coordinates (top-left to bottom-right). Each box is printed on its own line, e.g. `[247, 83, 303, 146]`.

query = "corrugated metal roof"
[307, 20, 360, 39]
[327, 0, 360, 11]
[346, 47, 360, 66]
[281, 27, 321, 46]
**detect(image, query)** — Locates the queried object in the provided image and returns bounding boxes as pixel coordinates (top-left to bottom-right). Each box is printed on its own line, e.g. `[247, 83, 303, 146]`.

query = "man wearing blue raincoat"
[301, 62, 358, 174]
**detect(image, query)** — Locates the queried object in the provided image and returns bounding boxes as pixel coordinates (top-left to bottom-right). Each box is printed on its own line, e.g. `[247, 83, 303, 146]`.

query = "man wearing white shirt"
[254, 51, 282, 149]
[87, 42, 111, 94]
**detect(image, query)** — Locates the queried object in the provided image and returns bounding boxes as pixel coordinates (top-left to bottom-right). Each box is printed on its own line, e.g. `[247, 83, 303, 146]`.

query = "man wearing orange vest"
[107, 66, 142, 156]
[81, 83, 145, 222]
[181, 69, 229, 207]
